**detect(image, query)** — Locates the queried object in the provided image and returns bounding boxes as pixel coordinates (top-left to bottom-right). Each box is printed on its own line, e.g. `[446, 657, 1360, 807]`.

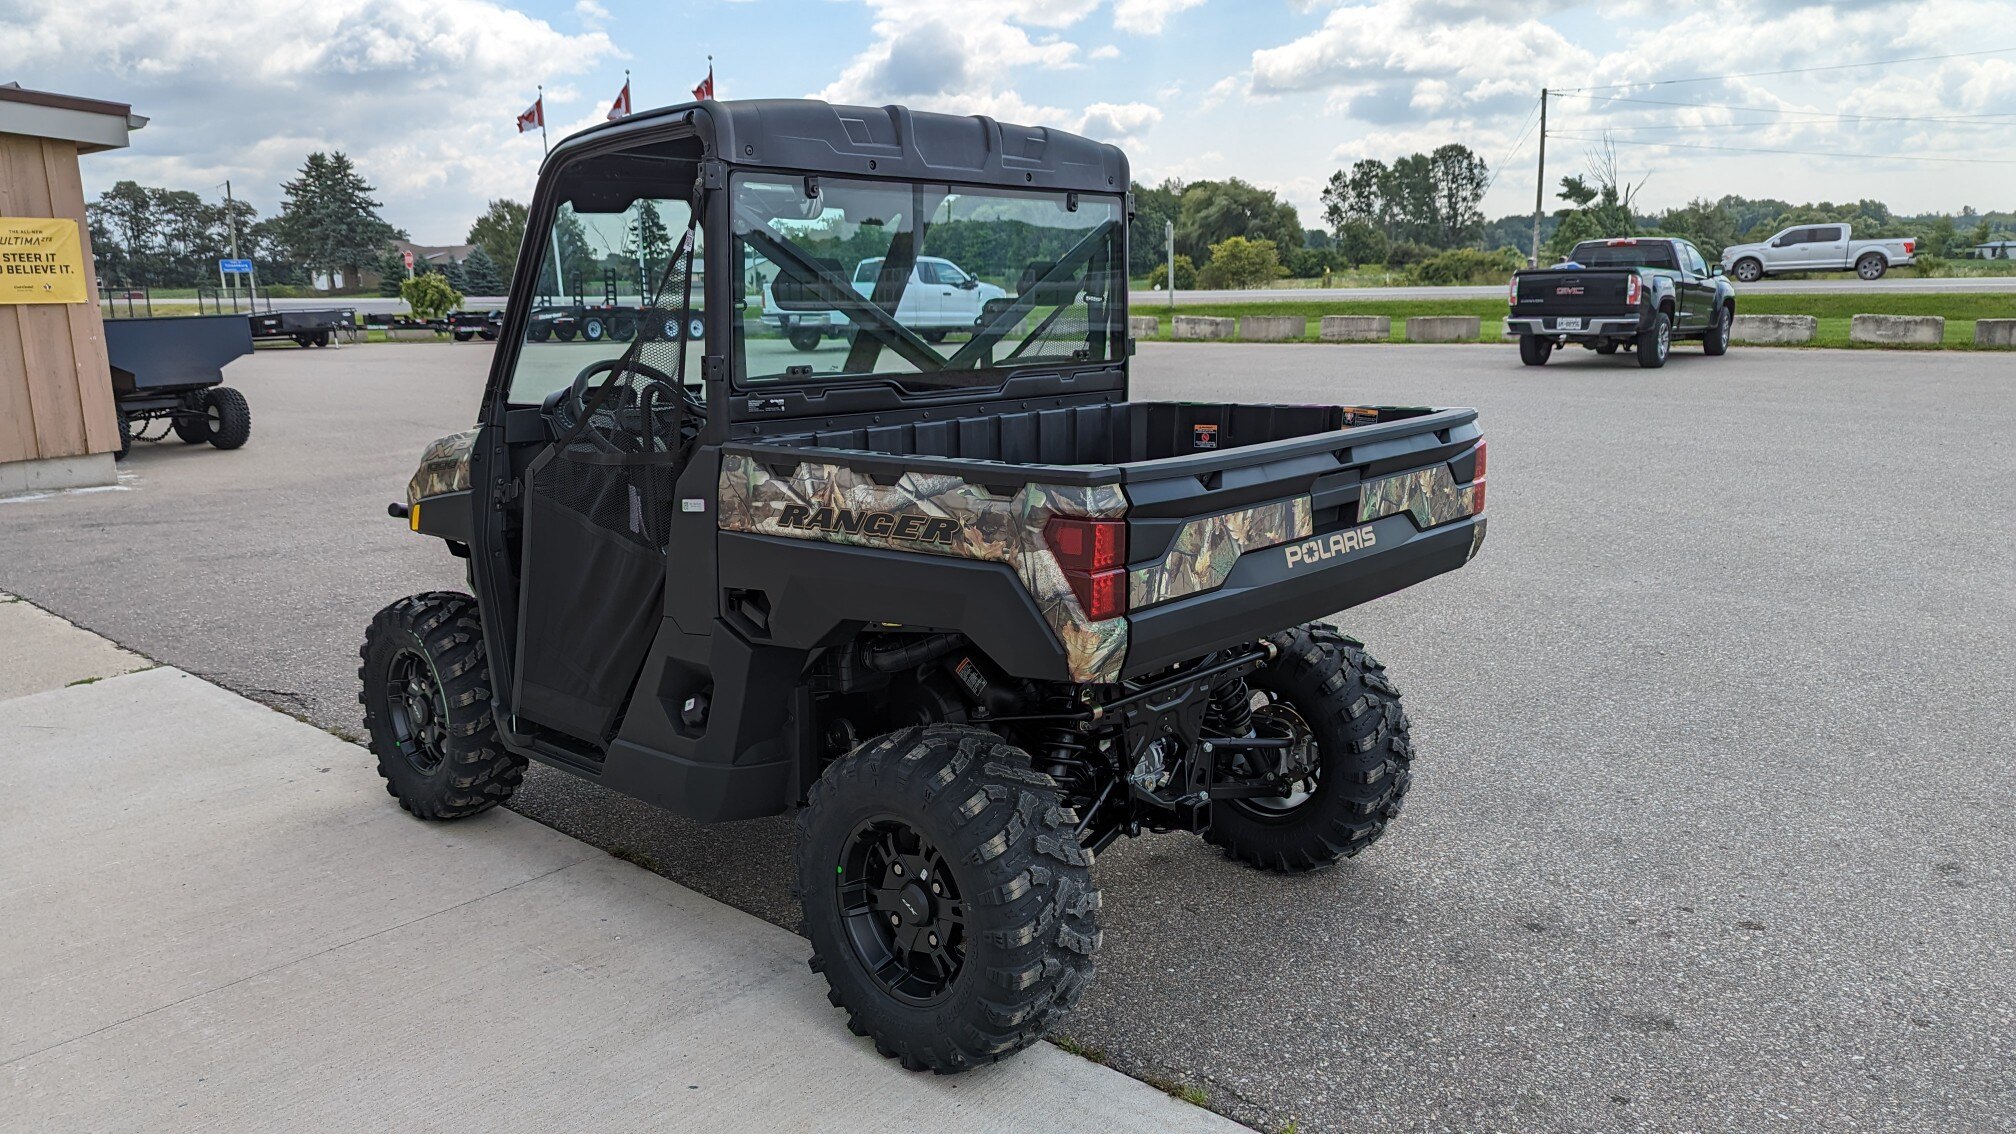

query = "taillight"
[1046, 516, 1127, 621]
[1508, 276, 1519, 306]
[1904, 240, 1915, 254]
[1469, 441, 1487, 515]
[1626, 275, 1642, 305]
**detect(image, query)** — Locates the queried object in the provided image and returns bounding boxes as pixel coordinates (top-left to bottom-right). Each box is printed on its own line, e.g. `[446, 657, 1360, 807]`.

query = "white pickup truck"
[1719, 223, 1917, 282]
[760, 255, 1007, 350]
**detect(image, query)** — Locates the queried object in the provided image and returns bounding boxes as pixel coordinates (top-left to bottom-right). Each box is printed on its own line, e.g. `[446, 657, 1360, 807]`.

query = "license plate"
[1556, 317, 1583, 331]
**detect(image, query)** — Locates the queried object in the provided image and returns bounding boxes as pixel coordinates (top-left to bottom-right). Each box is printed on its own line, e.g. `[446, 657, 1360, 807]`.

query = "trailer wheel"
[314, 331, 332, 348]
[452, 330, 474, 343]
[796, 725, 1100, 1074]
[204, 387, 252, 450]
[359, 591, 526, 820]
[555, 323, 577, 342]
[527, 323, 551, 343]
[115, 411, 132, 461]
[1203, 624, 1414, 873]
[1517, 335, 1552, 366]
[581, 316, 606, 342]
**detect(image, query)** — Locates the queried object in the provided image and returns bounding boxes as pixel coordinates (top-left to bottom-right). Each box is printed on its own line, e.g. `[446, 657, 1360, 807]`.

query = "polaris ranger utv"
[363, 98, 1487, 1073]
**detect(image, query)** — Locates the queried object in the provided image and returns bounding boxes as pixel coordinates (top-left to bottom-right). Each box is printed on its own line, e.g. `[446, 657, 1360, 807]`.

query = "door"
[1675, 242, 1712, 329]
[1808, 225, 1848, 269]
[1766, 227, 1811, 271]
[850, 258, 933, 328]
[922, 259, 981, 329]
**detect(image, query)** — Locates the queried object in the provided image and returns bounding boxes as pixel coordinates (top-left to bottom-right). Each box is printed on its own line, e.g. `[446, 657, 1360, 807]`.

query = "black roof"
[553, 98, 1129, 195]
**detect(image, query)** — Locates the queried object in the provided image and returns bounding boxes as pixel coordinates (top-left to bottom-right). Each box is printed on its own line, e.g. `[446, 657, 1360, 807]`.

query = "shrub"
[1409, 246, 1526, 286]
[400, 272, 462, 323]
[1912, 253, 1949, 278]
[1197, 236, 1284, 290]
[1147, 253, 1198, 290]
[1383, 240, 1434, 268]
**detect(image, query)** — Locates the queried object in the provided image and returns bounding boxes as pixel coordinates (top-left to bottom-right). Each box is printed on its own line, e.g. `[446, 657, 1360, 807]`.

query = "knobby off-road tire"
[1518, 335, 1552, 366]
[205, 387, 252, 450]
[115, 411, 132, 460]
[358, 591, 526, 820]
[1204, 624, 1415, 873]
[795, 725, 1101, 1074]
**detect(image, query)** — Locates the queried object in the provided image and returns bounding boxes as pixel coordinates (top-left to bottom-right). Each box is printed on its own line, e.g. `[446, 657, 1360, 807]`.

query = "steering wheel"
[552, 357, 705, 452]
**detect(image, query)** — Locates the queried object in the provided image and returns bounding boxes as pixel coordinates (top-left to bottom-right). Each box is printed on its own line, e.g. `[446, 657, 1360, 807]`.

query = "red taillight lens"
[1508, 276, 1519, 305]
[1904, 240, 1915, 254]
[1468, 441, 1486, 515]
[1626, 275, 1642, 305]
[1046, 516, 1128, 620]
[1473, 440, 1487, 480]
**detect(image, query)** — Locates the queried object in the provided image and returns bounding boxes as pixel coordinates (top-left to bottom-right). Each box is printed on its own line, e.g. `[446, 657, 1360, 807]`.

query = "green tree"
[1926, 215, 1959, 257]
[467, 199, 529, 281]
[1147, 253, 1196, 290]
[1427, 143, 1489, 247]
[1653, 198, 1739, 260]
[1127, 179, 1183, 277]
[1335, 220, 1388, 268]
[1175, 179, 1302, 266]
[460, 245, 505, 294]
[400, 272, 462, 323]
[631, 201, 673, 287]
[1196, 235, 1282, 289]
[275, 151, 403, 290]
[1544, 140, 1644, 259]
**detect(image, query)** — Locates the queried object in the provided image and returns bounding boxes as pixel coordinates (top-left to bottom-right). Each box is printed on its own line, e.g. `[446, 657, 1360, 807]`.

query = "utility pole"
[1530, 89, 1547, 268]
[1165, 219, 1175, 310]
[219, 179, 257, 312]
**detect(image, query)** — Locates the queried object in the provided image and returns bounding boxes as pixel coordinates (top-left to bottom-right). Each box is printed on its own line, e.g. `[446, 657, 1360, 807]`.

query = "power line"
[1558, 45, 2016, 92]
[1482, 100, 1542, 196]
[1578, 119, 2016, 133]
[1560, 91, 2016, 126]
[1547, 132, 2016, 165]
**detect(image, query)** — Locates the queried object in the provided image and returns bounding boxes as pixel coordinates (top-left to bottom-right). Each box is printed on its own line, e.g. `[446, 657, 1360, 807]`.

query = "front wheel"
[1732, 258, 1763, 283]
[1517, 335, 1552, 366]
[358, 591, 527, 820]
[1856, 253, 1888, 281]
[1204, 625, 1415, 873]
[1637, 311, 1671, 369]
[1704, 305, 1733, 356]
[795, 725, 1100, 1073]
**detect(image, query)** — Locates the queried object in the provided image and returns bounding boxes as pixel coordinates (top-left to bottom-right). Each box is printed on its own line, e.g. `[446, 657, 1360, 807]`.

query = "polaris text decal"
[1283, 525, 1377, 568]
[776, 503, 960, 545]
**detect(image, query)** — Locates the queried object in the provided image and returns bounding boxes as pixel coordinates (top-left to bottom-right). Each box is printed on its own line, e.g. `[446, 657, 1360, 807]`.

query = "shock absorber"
[1038, 724, 1097, 797]
[1205, 676, 1254, 737]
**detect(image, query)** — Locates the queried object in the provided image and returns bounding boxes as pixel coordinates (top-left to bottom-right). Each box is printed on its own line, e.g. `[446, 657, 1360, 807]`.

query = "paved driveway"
[3, 339, 2010, 1132]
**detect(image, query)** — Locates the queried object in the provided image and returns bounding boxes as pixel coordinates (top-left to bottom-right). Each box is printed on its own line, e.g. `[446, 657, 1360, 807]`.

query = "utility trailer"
[249, 307, 355, 348]
[102, 314, 254, 458]
[448, 309, 504, 342]
[522, 299, 704, 345]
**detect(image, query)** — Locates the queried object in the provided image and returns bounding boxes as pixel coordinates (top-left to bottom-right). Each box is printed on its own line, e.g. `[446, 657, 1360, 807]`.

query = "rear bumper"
[1507, 315, 1643, 338]
[1123, 512, 1483, 678]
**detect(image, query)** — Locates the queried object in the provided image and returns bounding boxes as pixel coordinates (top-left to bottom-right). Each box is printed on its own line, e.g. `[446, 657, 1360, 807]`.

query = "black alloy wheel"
[837, 817, 967, 1004]
[384, 648, 449, 776]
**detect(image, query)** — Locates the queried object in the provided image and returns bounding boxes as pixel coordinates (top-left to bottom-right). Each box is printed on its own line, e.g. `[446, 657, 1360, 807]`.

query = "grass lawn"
[1131, 293, 2016, 349]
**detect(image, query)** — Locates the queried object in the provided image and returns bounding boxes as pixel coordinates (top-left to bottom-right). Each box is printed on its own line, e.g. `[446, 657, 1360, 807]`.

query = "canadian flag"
[516, 96, 544, 133]
[692, 66, 714, 102]
[606, 79, 632, 121]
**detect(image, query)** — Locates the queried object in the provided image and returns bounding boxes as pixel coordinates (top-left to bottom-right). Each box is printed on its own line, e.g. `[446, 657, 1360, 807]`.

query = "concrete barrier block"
[1128, 315, 1160, 339]
[1320, 315, 1390, 342]
[1238, 315, 1306, 342]
[1730, 315, 1817, 345]
[1405, 316, 1481, 343]
[1172, 316, 1235, 341]
[1974, 319, 2016, 348]
[1850, 314, 1944, 345]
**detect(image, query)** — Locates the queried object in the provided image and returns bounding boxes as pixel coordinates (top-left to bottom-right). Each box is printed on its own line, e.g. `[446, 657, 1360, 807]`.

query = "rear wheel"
[172, 392, 211, 443]
[358, 591, 526, 820]
[581, 316, 606, 342]
[1518, 334, 1552, 366]
[204, 387, 252, 449]
[611, 318, 636, 342]
[788, 326, 824, 351]
[527, 322, 552, 343]
[1703, 304, 1733, 356]
[795, 725, 1100, 1073]
[115, 411, 132, 460]
[1856, 253, 1888, 281]
[1637, 310, 1671, 369]
[1203, 625, 1415, 873]
[555, 323, 577, 342]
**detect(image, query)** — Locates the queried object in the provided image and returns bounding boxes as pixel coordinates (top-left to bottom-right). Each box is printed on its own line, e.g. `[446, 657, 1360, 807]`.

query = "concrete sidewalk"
[0, 598, 1245, 1133]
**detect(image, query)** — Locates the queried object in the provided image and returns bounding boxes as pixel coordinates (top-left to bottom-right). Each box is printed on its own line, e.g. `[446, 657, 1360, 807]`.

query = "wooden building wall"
[0, 132, 119, 466]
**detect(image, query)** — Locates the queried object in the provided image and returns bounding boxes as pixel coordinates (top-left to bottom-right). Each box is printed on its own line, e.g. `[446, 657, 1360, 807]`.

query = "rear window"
[1568, 241, 1677, 269]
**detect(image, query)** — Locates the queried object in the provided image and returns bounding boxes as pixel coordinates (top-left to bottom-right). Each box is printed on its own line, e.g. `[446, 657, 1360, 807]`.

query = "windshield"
[1568, 242, 1677, 269]
[732, 174, 1125, 387]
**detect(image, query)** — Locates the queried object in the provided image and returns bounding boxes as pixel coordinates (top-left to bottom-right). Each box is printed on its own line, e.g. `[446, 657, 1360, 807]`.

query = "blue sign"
[219, 258, 254, 274]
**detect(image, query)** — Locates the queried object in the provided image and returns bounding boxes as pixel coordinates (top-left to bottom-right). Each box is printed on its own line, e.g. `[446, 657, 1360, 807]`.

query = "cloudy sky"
[7, 0, 2014, 242]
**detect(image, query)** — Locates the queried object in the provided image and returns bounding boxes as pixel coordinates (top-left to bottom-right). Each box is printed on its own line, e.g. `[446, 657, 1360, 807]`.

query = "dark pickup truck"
[364, 98, 1487, 1073]
[1507, 237, 1735, 368]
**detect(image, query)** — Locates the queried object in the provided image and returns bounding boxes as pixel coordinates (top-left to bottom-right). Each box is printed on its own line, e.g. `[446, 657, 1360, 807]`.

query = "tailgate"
[1118, 407, 1484, 676]
[1514, 269, 1634, 316]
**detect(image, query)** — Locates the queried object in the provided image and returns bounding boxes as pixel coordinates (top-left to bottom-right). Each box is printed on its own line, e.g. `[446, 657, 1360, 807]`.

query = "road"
[220, 271, 2016, 317]
[4, 340, 2012, 1133]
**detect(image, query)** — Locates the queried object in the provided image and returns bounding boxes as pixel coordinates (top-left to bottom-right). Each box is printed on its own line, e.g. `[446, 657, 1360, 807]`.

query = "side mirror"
[957, 278, 979, 290]
[1709, 264, 1723, 277]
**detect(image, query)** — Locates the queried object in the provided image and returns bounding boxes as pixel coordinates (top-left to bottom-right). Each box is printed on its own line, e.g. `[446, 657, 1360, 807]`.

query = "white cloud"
[1090, 44, 1122, 60]
[1076, 101, 1163, 142]
[1113, 0, 1208, 34]
[572, 0, 610, 25]
[0, 0, 617, 240]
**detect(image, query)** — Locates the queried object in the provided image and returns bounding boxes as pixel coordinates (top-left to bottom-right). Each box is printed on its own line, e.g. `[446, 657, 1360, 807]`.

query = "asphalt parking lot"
[4, 339, 2012, 1133]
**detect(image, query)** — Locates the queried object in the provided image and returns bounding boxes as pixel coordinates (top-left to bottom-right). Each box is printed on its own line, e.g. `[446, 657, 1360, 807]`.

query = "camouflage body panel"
[1129, 497, 1313, 609]
[1468, 516, 1488, 560]
[718, 451, 1130, 682]
[1358, 465, 1476, 529]
[406, 428, 478, 506]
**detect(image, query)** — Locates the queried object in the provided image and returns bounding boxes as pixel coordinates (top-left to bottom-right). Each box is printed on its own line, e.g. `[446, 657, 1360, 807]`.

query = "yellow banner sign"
[0, 217, 89, 304]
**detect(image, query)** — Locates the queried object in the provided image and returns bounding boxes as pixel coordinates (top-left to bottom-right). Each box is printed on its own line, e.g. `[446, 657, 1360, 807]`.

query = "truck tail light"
[1904, 240, 1916, 254]
[1626, 275, 1642, 305]
[1507, 276, 1519, 305]
[1469, 441, 1487, 515]
[1046, 516, 1128, 621]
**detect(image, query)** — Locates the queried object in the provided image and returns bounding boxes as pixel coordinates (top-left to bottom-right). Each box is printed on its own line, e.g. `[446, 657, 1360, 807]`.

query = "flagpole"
[538, 84, 548, 155]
